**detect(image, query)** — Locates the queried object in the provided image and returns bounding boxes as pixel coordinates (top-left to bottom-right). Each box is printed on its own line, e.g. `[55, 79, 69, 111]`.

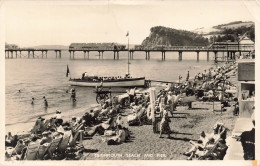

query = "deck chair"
[198, 139, 221, 160]
[36, 143, 50, 160]
[24, 143, 40, 160]
[42, 119, 51, 131]
[70, 130, 84, 147]
[47, 137, 62, 159]
[58, 135, 71, 153]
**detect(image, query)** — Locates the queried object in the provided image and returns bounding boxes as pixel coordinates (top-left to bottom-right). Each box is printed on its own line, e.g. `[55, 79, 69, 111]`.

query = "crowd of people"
[182, 122, 228, 160]
[5, 62, 239, 160]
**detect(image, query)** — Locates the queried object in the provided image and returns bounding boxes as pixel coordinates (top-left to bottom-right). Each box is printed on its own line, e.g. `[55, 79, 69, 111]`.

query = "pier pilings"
[130, 51, 134, 60]
[55, 50, 61, 59]
[196, 51, 200, 61]
[5, 47, 252, 61]
[178, 51, 182, 61]
[161, 51, 166, 61]
[145, 51, 150, 60]
[113, 51, 120, 60]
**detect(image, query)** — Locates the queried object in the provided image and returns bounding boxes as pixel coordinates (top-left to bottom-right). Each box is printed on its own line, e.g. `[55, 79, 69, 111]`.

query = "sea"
[5, 51, 217, 134]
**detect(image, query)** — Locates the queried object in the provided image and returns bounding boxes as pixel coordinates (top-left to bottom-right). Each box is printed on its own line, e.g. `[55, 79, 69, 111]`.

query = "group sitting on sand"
[181, 122, 228, 160]
[5, 62, 238, 160]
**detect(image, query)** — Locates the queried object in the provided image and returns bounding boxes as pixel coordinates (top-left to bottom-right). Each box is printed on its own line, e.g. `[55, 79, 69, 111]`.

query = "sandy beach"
[81, 106, 237, 160]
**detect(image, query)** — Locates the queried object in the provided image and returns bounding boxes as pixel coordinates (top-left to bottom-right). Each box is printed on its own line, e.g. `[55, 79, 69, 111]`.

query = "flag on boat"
[126, 31, 129, 37]
[66, 65, 70, 77]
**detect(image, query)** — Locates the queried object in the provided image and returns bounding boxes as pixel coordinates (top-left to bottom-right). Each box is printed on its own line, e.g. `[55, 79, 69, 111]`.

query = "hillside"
[193, 21, 255, 42]
[141, 26, 209, 47]
[141, 21, 254, 47]
[213, 21, 254, 29]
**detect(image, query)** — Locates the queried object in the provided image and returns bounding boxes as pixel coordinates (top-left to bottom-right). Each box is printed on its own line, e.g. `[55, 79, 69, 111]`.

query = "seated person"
[31, 117, 45, 134]
[183, 123, 227, 160]
[50, 130, 64, 140]
[5, 139, 26, 157]
[90, 110, 96, 124]
[40, 131, 53, 145]
[182, 131, 208, 157]
[20, 136, 39, 160]
[82, 112, 93, 127]
[5, 132, 13, 146]
[107, 125, 126, 145]
[5, 132, 18, 147]
[55, 110, 63, 126]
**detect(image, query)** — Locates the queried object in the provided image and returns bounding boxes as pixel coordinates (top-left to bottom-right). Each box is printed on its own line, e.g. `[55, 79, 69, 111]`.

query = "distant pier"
[5, 46, 253, 62]
[5, 48, 64, 59]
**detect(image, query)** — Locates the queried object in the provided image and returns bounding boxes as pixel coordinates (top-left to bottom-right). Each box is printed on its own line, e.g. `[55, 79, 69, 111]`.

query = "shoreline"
[4, 61, 239, 160]
[5, 61, 232, 135]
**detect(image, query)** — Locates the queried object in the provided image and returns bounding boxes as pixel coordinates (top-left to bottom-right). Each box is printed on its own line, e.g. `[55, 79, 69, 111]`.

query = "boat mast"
[127, 32, 130, 75]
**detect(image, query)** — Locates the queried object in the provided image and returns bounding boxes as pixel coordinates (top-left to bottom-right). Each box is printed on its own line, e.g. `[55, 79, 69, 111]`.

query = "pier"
[4, 48, 66, 59]
[67, 46, 253, 62]
[5, 45, 253, 62]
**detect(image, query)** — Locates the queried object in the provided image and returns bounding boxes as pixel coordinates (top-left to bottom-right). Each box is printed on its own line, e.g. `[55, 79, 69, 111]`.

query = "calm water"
[5, 51, 216, 133]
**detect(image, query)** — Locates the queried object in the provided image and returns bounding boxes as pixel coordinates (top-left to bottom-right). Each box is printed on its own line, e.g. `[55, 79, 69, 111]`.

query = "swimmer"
[31, 97, 35, 105]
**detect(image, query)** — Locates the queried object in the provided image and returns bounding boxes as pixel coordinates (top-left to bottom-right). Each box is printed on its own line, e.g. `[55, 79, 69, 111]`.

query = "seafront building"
[210, 34, 254, 54]
[5, 43, 19, 49]
[69, 43, 126, 50]
[224, 57, 255, 160]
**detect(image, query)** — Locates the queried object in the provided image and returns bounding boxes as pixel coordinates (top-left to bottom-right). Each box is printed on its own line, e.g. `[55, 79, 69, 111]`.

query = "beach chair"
[24, 143, 40, 160]
[36, 143, 50, 160]
[58, 134, 71, 154]
[198, 138, 225, 160]
[42, 119, 50, 131]
[47, 137, 62, 159]
[70, 130, 84, 147]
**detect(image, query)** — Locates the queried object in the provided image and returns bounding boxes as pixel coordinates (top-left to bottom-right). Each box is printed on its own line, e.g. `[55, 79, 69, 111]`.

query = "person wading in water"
[71, 88, 76, 102]
[43, 96, 48, 107]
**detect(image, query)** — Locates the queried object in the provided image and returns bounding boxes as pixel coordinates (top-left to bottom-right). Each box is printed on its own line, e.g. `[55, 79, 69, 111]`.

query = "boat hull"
[69, 78, 146, 87]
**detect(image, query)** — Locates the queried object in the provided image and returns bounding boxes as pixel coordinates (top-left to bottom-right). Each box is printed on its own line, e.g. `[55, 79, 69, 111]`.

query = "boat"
[68, 32, 146, 87]
[69, 75, 145, 87]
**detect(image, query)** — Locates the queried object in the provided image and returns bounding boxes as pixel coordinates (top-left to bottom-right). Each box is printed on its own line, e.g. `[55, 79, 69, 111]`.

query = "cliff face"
[141, 26, 209, 47]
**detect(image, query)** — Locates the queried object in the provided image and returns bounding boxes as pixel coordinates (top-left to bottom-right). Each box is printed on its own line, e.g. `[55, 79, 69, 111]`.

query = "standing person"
[158, 92, 166, 117]
[71, 88, 76, 102]
[186, 71, 190, 81]
[203, 69, 207, 80]
[31, 97, 35, 105]
[159, 106, 171, 139]
[167, 91, 174, 117]
[233, 98, 239, 116]
[129, 87, 136, 103]
[208, 69, 212, 79]
[179, 75, 182, 83]
[100, 80, 103, 87]
[43, 96, 48, 107]
[82, 72, 87, 79]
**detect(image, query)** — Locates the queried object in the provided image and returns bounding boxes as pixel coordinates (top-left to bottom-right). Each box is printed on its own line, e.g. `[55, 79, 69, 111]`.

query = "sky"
[2, 0, 257, 47]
